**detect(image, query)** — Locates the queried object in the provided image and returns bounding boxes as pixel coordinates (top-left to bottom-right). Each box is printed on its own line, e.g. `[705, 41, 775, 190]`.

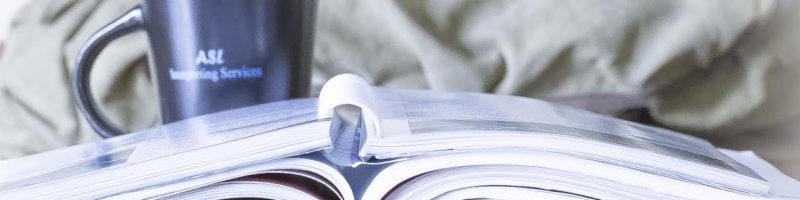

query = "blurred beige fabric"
[0, 0, 798, 178]
[0, 0, 30, 41]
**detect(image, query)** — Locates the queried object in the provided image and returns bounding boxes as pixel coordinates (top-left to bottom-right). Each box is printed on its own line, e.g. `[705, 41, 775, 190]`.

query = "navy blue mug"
[73, 0, 317, 138]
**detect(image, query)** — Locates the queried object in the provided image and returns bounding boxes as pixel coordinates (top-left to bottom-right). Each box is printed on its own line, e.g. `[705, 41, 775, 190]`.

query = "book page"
[0, 99, 334, 199]
[334, 87, 767, 196]
[360, 151, 752, 200]
[722, 149, 800, 198]
[365, 87, 760, 180]
[310, 74, 771, 196]
[161, 169, 341, 199]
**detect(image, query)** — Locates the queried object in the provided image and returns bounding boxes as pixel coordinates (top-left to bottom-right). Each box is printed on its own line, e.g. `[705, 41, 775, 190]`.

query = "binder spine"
[317, 74, 385, 166]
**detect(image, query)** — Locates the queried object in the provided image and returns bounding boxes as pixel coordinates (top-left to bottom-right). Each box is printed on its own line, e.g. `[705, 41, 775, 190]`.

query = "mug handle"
[72, 5, 145, 138]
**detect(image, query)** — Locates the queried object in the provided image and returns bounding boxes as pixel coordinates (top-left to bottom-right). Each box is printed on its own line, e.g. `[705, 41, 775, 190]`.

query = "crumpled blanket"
[0, 0, 798, 177]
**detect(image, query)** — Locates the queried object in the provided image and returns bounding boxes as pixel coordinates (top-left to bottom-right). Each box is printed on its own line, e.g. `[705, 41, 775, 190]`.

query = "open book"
[0, 74, 798, 199]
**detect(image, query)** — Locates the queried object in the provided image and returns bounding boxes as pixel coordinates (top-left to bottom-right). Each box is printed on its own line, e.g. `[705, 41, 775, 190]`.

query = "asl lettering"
[195, 49, 225, 66]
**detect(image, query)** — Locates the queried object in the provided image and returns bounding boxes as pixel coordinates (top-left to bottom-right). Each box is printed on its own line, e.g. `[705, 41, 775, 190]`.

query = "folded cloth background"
[0, 0, 798, 178]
